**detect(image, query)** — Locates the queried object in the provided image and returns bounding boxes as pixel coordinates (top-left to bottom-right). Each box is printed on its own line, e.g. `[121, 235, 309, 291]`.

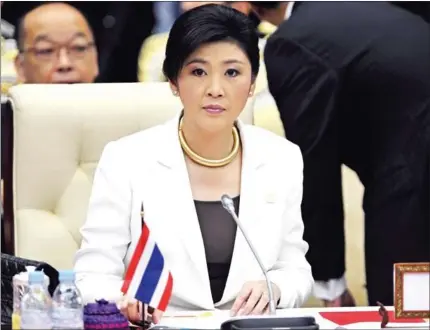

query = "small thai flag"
[121, 203, 173, 311]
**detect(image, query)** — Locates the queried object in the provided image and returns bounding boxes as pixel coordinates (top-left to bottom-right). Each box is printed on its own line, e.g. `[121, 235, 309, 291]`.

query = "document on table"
[154, 309, 336, 329]
[154, 310, 230, 329]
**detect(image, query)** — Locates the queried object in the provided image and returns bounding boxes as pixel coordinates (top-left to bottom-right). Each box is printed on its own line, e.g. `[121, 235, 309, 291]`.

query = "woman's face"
[172, 41, 255, 134]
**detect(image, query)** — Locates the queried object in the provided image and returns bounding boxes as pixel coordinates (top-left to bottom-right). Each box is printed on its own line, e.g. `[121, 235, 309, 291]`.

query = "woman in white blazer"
[74, 3, 313, 325]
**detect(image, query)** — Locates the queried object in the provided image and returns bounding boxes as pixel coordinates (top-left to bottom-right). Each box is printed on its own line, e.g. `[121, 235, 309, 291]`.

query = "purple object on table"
[84, 299, 129, 329]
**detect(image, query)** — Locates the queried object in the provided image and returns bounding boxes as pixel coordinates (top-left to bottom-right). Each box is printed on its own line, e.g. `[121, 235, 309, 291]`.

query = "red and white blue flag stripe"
[121, 204, 173, 311]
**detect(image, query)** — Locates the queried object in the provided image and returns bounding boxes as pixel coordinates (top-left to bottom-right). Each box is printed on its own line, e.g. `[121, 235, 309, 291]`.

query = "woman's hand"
[230, 281, 281, 316]
[118, 297, 164, 324]
[147, 306, 164, 324]
[118, 297, 142, 323]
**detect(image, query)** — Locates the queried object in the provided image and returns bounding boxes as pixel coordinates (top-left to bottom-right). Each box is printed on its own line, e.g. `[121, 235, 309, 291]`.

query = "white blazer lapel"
[142, 116, 213, 309]
[219, 123, 283, 307]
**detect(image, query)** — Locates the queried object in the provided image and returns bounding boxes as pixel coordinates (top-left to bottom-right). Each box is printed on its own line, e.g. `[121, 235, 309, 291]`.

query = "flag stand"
[142, 305, 153, 329]
[130, 303, 151, 329]
[142, 304, 147, 327]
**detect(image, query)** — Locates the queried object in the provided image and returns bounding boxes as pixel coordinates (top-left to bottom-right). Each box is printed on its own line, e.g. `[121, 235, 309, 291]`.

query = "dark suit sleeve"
[264, 35, 345, 281]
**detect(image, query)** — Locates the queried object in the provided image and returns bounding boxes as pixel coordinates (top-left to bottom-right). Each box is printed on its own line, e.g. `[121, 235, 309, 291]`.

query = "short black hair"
[163, 4, 260, 83]
[252, 2, 282, 9]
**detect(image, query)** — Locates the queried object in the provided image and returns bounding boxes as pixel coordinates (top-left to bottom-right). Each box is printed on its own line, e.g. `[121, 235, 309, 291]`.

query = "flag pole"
[140, 202, 150, 329]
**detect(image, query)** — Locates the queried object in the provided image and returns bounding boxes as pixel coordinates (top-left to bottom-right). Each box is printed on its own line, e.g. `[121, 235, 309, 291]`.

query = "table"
[155, 306, 429, 329]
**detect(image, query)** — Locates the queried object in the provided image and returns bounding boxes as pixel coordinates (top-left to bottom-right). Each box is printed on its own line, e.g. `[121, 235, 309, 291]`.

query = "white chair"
[7, 82, 255, 269]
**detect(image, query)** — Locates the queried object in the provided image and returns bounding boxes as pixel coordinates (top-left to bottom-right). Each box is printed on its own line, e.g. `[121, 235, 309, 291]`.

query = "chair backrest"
[6, 82, 255, 269]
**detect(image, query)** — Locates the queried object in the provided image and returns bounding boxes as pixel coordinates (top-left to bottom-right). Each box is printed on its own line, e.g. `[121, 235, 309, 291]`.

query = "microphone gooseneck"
[221, 194, 276, 316]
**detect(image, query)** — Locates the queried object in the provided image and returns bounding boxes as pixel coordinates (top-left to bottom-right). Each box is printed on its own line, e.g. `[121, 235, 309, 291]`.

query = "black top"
[194, 196, 240, 304]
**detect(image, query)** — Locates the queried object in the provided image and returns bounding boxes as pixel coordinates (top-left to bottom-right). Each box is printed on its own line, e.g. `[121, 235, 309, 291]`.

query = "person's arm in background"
[264, 34, 351, 304]
[137, 33, 169, 83]
[152, 1, 181, 34]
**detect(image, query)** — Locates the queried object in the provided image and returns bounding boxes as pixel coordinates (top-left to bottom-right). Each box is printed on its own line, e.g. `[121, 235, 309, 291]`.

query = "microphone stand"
[220, 194, 319, 330]
[221, 194, 276, 315]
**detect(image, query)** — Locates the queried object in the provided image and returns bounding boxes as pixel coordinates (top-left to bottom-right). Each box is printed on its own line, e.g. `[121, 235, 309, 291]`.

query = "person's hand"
[118, 297, 142, 323]
[146, 306, 164, 324]
[118, 297, 164, 324]
[231, 281, 281, 316]
[323, 289, 356, 307]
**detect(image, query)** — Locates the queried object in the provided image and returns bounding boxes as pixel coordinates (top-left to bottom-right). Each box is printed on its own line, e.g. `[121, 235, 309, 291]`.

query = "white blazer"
[74, 114, 314, 312]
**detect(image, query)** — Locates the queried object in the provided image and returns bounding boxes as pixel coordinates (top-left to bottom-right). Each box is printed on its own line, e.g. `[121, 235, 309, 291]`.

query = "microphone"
[220, 195, 319, 330]
[221, 194, 277, 316]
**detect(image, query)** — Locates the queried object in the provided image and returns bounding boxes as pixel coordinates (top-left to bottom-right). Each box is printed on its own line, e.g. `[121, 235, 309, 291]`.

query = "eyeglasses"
[22, 41, 95, 62]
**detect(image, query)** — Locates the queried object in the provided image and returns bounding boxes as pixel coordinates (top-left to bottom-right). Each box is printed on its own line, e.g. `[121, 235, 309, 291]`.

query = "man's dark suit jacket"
[264, 1, 430, 291]
[394, 1, 430, 23]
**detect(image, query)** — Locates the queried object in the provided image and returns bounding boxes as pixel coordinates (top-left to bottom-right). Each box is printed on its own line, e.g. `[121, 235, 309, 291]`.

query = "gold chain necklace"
[178, 118, 240, 168]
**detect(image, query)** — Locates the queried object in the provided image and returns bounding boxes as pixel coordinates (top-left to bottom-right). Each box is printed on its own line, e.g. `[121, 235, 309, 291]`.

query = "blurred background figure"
[152, 1, 182, 34]
[14, 2, 99, 84]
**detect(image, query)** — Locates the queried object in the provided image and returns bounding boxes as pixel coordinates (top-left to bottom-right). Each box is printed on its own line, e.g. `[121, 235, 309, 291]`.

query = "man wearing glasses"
[13, 2, 99, 84]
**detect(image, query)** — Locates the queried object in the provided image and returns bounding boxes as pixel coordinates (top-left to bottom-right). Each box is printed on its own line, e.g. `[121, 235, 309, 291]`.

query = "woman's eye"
[191, 68, 206, 76]
[226, 69, 239, 77]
